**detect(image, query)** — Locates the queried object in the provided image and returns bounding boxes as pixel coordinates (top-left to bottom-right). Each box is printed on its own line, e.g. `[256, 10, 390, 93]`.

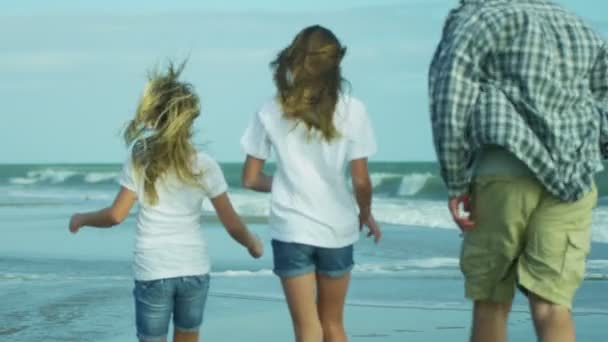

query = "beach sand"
[98, 286, 607, 342]
[1, 204, 606, 342]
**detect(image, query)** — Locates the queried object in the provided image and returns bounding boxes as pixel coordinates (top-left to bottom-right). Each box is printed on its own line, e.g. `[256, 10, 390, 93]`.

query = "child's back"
[244, 95, 376, 247]
[120, 152, 226, 280]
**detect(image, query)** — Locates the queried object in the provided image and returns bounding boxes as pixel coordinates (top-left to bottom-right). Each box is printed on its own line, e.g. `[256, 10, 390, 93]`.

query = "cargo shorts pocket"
[562, 231, 590, 285]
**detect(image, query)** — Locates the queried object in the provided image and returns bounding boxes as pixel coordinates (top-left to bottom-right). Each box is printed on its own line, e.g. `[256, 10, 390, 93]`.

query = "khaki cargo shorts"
[461, 175, 597, 309]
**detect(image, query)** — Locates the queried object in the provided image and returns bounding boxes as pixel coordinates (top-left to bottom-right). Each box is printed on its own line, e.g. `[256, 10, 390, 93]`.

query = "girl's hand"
[248, 234, 264, 259]
[360, 213, 382, 244]
[69, 214, 84, 234]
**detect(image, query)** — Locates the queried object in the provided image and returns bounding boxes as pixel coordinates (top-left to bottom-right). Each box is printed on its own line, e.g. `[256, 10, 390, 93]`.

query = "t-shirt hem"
[119, 180, 137, 192]
[133, 267, 211, 282]
[207, 185, 228, 199]
[241, 146, 270, 160]
[348, 148, 378, 161]
[270, 232, 359, 249]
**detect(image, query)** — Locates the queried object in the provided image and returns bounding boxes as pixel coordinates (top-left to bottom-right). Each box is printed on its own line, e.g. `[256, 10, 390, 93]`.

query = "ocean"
[3, 162, 608, 242]
[1, 162, 607, 341]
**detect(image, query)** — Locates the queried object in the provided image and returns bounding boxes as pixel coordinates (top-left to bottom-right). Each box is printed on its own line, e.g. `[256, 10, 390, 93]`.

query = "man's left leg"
[470, 300, 512, 342]
[463, 175, 543, 342]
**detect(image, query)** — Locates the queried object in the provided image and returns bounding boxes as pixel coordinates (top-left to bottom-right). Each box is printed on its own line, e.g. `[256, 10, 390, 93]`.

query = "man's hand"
[448, 194, 475, 232]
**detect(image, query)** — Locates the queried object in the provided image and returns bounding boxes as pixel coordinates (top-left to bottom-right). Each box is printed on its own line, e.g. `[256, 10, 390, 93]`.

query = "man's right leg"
[529, 294, 575, 342]
[519, 186, 596, 342]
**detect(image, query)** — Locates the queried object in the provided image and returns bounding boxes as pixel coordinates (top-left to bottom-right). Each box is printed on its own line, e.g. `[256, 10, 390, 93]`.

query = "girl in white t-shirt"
[68, 62, 263, 342]
[241, 25, 381, 342]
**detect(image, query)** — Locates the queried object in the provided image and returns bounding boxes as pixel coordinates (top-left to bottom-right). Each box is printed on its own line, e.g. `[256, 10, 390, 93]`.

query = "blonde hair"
[271, 25, 347, 141]
[123, 61, 202, 204]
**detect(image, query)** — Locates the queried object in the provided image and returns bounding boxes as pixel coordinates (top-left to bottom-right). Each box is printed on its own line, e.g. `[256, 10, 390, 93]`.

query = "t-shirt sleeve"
[118, 156, 137, 192]
[348, 101, 378, 160]
[240, 111, 272, 160]
[200, 156, 229, 199]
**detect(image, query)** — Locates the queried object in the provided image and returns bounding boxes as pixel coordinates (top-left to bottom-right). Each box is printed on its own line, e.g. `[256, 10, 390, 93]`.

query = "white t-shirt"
[241, 95, 377, 248]
[119, 152, 227, 281]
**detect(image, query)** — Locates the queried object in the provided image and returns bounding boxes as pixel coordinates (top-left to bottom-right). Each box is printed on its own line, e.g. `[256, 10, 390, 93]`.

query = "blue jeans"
[133, 275, 210, 342]
[272, 240, 354, 278]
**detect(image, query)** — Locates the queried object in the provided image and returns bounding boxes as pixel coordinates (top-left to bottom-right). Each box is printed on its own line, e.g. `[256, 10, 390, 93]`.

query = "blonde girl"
[69, 62, 262, 342]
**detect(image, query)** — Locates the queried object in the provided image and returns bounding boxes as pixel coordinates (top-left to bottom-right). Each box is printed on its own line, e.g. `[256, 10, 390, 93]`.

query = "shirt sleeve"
[348, 101, 378, 160]
[590, 43, 608, 158]
[240, 111, 272, 160]
[428, 11, 503, 197]
[118, 155, 137, 192]
[200, 156, 228, 199]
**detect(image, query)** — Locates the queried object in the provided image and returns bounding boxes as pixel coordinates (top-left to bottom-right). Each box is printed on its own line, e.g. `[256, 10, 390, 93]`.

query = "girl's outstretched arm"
[242, 155, 273, 193]
[69, 187, 137, 233]
[211, 192, 263, 258]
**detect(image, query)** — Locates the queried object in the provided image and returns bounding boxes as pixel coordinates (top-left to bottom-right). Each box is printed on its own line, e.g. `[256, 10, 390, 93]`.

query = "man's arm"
[590, 43, 608, 158]
[429, 9, 506, 232]
[429, 35, 482, 197]
[429, 8, 512, 197]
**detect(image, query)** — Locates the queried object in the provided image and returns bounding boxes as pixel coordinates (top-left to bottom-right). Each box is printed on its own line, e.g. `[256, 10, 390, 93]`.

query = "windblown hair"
[271, 25, 347, 141]
[123, 61, 201, 205]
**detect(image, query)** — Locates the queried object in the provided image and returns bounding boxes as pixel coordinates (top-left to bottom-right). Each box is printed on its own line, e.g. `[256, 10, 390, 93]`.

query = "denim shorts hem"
[273, 265, 316, 278]
[137, 333, 166, 342]
[174, 325, 202, 333]
[317, 264, 354, 278]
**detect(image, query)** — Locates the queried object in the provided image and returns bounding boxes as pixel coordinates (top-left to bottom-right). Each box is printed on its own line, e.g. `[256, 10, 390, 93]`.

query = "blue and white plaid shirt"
[429, 0, 608, 201]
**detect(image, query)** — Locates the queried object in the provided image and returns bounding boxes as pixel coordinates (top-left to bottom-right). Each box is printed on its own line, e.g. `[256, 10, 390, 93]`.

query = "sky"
[0, 0, 606, 163]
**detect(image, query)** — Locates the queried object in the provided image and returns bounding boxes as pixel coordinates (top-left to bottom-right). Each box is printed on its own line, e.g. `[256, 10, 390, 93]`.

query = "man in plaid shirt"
[429, 1, 607, 341]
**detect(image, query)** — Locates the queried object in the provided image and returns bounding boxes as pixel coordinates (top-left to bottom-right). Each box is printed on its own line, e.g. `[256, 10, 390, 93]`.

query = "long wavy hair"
[271, 25, 347, 141]
[123, 61, 202, 205]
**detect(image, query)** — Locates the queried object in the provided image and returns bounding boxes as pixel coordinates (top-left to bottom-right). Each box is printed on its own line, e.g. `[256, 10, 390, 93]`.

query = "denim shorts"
[272, 240, 354, 278]
[133, 274, 210, 342]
